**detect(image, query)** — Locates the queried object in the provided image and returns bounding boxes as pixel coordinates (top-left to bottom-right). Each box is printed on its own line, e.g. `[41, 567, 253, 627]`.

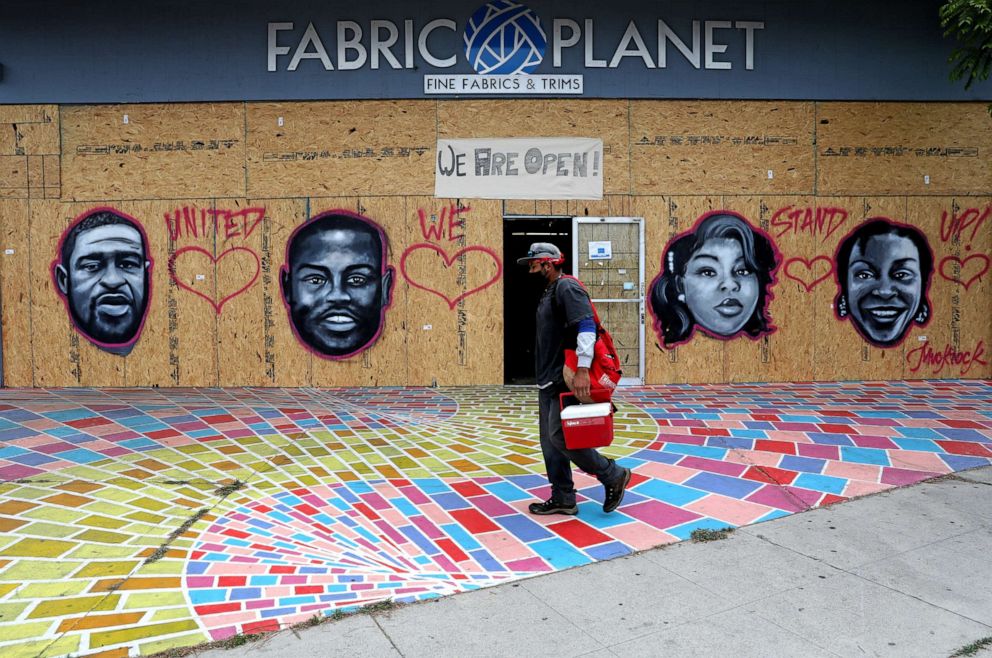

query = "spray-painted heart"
[939, 254, 990, 291]
[169, 246, 260, 313]
[783, 256, 834, 292]
[400, 244, 503, 309]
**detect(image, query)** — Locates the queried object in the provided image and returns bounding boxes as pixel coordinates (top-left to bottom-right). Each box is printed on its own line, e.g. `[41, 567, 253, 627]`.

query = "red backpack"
[558, 275, 623, 399]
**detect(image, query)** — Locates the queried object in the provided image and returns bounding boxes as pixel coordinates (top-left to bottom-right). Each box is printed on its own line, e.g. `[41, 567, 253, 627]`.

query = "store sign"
[267, 1, 763, 96]
[435, 138, 603, 200]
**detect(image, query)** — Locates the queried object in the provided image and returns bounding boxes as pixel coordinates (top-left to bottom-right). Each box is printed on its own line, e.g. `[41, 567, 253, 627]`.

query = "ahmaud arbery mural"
[280, 210, 395, 359]
[52, 208, 152, 356]
[650, 211, 780, 348]
[833, 217, 934, 348]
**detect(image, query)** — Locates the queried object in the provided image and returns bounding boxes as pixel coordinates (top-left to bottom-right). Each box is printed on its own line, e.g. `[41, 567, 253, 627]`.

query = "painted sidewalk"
[0, 381, 990, 657]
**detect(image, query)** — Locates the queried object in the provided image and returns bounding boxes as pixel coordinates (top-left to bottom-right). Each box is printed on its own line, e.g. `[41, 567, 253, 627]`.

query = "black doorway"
[503, 217, 573, 385]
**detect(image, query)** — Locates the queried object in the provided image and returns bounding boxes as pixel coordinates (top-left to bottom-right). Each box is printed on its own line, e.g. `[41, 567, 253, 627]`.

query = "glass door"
[571, 217, 644, 385]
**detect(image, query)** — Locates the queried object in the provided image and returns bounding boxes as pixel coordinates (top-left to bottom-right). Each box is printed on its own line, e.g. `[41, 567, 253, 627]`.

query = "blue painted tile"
[794, 473, 847, 495]
[634, 479, 708, 506]
[585, 542, 632, 561]
[941, 454, 990, 470]
[431, 492, 471, 510]
[684, 472, 762, 499]
[59, 449, 106, 464]
[808, 432, 855, 447]
[840, 446, 890, 466]
[530, 537, 590, 570]
[892, 438, 942, 452]
[482, 481, 531, 502]
[663, 444, 728, 460]
[936, 428, 988, 442]
[779, 455, 826, 474]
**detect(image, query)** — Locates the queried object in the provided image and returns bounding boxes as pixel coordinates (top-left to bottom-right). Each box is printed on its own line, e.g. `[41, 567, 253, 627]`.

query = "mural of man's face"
[682, 237, 759, 337]
[846, 233, 922, 346]
[283, 226, 392, 357]
[56, 224, 148, 345]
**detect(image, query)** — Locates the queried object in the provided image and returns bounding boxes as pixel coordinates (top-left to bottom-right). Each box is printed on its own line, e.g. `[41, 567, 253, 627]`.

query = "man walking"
[518, 242, 631, 516]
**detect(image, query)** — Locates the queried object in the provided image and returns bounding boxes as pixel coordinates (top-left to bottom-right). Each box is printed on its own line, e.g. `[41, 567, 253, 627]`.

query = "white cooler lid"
[560, 402, 612, 419]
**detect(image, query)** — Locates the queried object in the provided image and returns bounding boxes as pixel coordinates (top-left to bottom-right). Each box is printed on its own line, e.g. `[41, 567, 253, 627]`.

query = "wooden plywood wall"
[0, 100, 989, 386]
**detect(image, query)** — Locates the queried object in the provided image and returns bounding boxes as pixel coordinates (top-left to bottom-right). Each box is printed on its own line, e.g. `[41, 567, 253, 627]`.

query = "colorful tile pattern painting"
[1, 381, 990, 657]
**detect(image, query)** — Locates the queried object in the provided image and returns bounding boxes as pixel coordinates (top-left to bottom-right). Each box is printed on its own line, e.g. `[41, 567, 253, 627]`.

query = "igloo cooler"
[559, 393, 614, 449]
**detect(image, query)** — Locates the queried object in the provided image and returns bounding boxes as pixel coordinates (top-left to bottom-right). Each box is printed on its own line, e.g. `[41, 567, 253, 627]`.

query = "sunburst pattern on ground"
[0, 382, 990, 657]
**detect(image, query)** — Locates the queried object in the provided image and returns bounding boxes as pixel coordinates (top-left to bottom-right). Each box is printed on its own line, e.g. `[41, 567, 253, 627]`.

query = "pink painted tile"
[606, 522, 679, 551]
[746, 484, 810, 513]
[685, 495, 772, 526]
[475, 529, 535, 562]
[823, 461, 881, 482]
[766, 431, 814, 443]
[731, 449, 783, 467]
[843, 480, 894, 497]
[797, 444, 839, 460]
[887, 450, 953, 472]
[635, 462, 698, 483]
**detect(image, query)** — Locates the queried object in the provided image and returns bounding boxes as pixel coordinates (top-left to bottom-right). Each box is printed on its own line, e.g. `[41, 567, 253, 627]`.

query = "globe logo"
[464, 1, 547, 75]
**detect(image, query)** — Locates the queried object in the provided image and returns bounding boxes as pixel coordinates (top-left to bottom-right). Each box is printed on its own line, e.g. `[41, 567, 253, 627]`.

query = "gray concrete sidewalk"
[195, 467, 992, 658]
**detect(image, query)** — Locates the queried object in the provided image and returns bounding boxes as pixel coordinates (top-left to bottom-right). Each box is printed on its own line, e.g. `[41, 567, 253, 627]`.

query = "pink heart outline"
[783, 256, 834, 292]
[939, 254, 991, 291]
[400, 243, 503, 309]
[168, 246, 261, 313]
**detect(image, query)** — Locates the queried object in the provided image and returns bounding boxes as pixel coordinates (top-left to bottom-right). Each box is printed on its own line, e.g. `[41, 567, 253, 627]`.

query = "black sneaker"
[602, 467, 631, 513]
[528, 498, 578, 516]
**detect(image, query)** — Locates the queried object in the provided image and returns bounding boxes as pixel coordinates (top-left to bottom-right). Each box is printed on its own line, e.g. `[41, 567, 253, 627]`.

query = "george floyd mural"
[52, 208, 152, 356]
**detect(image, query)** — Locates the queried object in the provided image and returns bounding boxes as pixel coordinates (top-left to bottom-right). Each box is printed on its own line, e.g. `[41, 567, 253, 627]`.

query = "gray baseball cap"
[517, 242, 563, 265]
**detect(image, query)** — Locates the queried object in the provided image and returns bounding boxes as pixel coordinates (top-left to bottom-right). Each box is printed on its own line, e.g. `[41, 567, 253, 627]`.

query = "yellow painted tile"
[148, 607, 191, 622]
[18, 521, 81, 538]
[79, 515, 131, 530]
[56, 480, 104, 494]
[0, 518, 28, 532]
[64, 545, 140, 560]
[1, 560, 80, 581]
[0, 619, 57, 640]
[139, 560, 184, 576]
[0, 635, 78, 658]
[130, 497, 170, 512]
[28, 594, 118, 618]
[0, 501, 35, 515]
[73, 529, 130, 544]
[0, 538, 75, 558]
[16, 581, 89, 598]
[0, 583, 18, 597]
[83, 503, 132, 517]
[91, 576, 180, 593]
[72, 561, 139, 579]
[41, 492, 93, 508]
[124, 511, 166, 524]
[85, 648, 130, 658]
[139, 631, 210, 655]
[122, 591, 186, 608]
[57, 611, 146, 633]
[90, 619, 199, 648]
[0, 601, 29, 621]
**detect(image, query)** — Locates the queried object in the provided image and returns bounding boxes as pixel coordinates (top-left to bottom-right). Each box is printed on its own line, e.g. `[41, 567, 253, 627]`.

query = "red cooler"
[559, 394, 614, 449]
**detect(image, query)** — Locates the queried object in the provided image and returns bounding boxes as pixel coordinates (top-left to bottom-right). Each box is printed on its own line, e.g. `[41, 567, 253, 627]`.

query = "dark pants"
[538, 385, 622, 506]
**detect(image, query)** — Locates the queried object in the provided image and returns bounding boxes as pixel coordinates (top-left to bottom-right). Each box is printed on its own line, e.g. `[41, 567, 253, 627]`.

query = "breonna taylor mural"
[833, 217, 934, 349]
[650, 211, 779, 348]
[52, 208, 152, 356]
[280, 210, 394, 359]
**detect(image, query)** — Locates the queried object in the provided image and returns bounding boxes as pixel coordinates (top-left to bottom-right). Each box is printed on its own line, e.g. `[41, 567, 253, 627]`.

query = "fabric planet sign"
[435, 138, 603, 200]
[267, 1, 763, 96]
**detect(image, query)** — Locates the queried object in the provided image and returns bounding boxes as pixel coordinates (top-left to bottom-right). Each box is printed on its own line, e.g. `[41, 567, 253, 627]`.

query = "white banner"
[435, 138, 603, 200]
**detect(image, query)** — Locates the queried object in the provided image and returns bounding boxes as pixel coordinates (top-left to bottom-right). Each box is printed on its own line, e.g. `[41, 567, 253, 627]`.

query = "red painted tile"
[195, 602, 241, 615]
[449, 508, 500, 534]
[243, 620, 279, 635]
[752, 414, 780, 421]
[817, 423, 855, 434]
[754, 440, 797, 455]
[436, 538, 470, 562]
[66, 416, 111, 428]
[450, 480, 488, 497]
[935, 440, 992, 457]
[821, 410, 856, 417]
[146, 429, 180, 439]
[217, 576, 246, 587]
[202, 414, 236, 424]
[742, 465, 798, 485]
[295, 585, 323, 595]
[269, 566, 295, 574]
[547, 519, 611, 548]
[941, 420, 985, 429]
[820, 494, 848, 506]
[690, 427, 729, 436]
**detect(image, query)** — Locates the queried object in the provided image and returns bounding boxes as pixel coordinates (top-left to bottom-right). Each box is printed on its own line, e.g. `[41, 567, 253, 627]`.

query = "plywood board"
[438, 100, 630, 195]
[0, 199, 34, 385]
[305, 196, 407, 387]
[404, 197, 503, 386]
[720, 196, 814, 383]
[816, 102, 992, 196]
[0, 105, 57, 125]
[120, 201, 180, 387]
[640, 195, 725, 383]
[253, 198, 312, 387]
[61, 103, 246, 201]
[813, 197, 909, 381]
[16, 121, 60, 156]
[631, 101, 815, 195]
[29, 201, 83, 386]
[246, 101, 435, 199]
[905, 197, 992, 380]
[0, 156, 28, 199]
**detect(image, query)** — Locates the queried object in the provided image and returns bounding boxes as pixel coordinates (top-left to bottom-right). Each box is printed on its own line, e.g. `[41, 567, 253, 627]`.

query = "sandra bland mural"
[52, 208, 152, 356]
[649, 211, 780, 348]
[280, 210, 395, 359]
[833, 217, 934, 349]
